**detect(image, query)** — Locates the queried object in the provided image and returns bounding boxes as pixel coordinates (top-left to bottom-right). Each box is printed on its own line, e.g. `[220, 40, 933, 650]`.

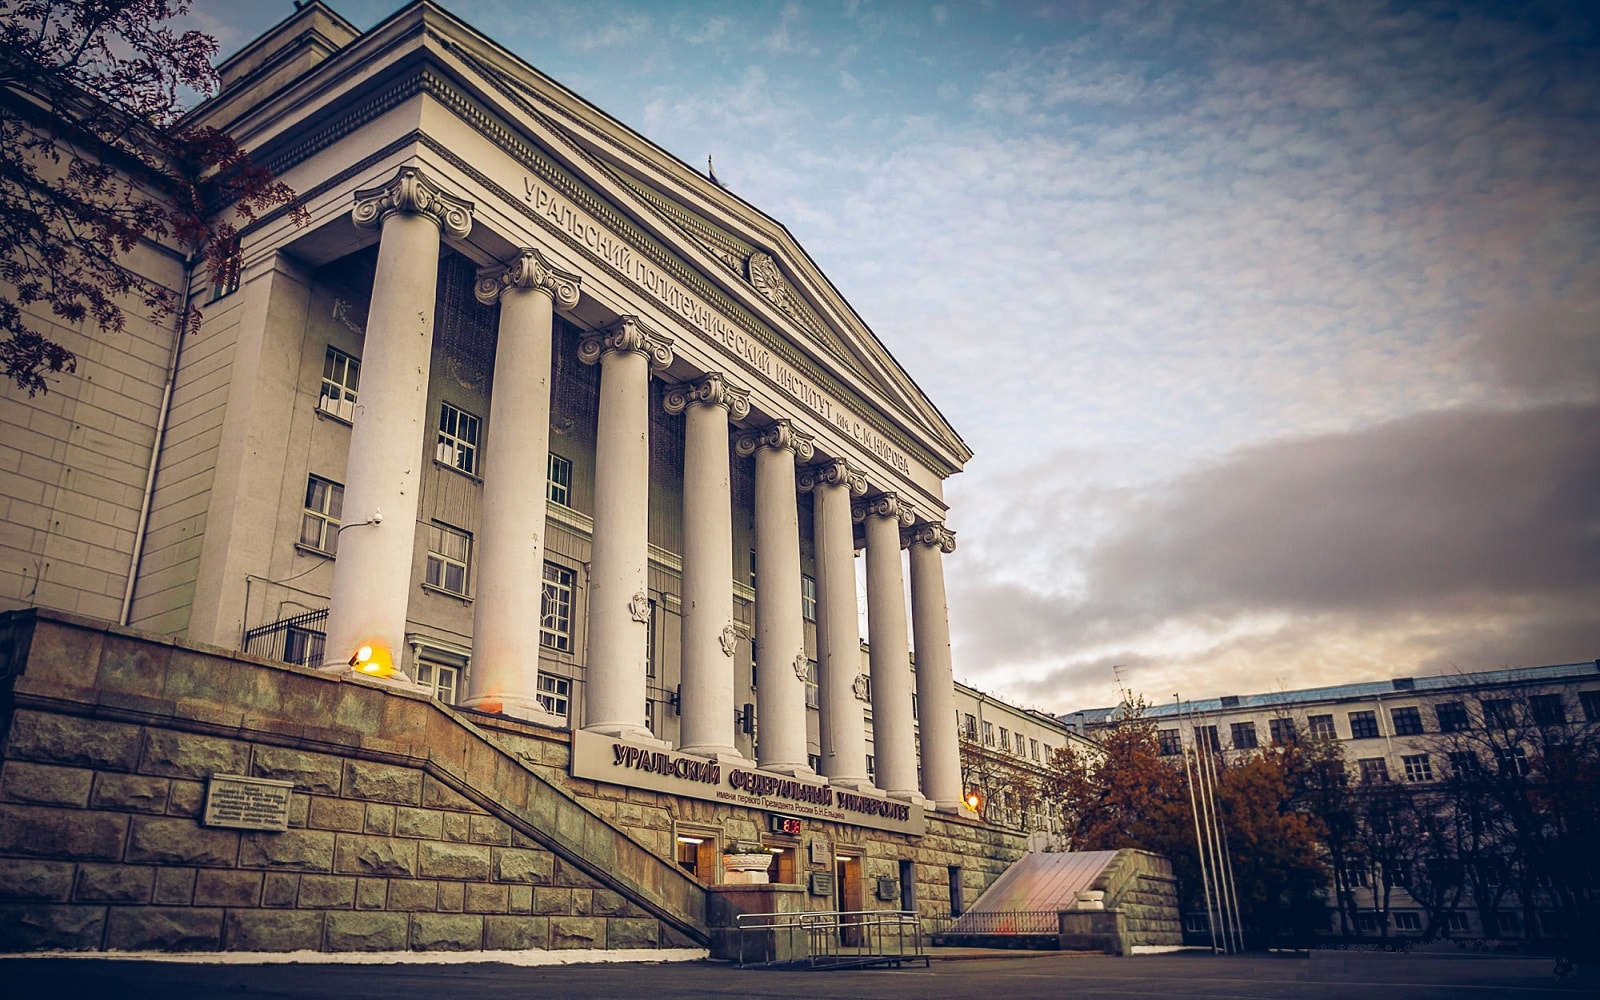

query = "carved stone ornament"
[747, 251, 817, 333]
[797, 457, 869, 496]
[793, 652, 810, 681]
[628, 591, 651, 624]
[908, 521, 957, 553]
[718, 625, 738, 658]
[577, 316, 675, 371]
[663, 372, 752, 420]
[351, 166, 473, 240]
[733, 419, 816, 462]
[852, 492, 915, 527]
[852, 673, 871, 702]
[474, 248, 580, 309]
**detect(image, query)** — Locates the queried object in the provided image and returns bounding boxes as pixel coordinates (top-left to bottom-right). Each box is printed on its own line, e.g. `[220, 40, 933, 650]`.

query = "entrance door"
[834, 854, 863, 946]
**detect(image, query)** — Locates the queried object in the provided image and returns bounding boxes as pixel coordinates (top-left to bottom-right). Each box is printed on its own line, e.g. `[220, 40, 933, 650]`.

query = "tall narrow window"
[547, 452, 573, 506]
[801, 574, 817, 621]
[804, 659, 819, 708]
[318, 347, 360, 421]
[540, 562, 575, 650]
[210, 233, 241, 300]
[425, 523, 471, 596]
[299, 476, 343, 555]
[436, 402, 481, 475]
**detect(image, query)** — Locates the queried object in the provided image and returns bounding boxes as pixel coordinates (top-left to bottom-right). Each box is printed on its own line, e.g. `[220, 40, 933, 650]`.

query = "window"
[801, 574, 817, 621]
[1342, 863, 1369, 889]
[547, 452, 572, 506]
[1581, 691, 1600, 722]
[1495, 745, 1530, 777]
[1030, 739, 1040, 762]
[1184, 913, 1210, 934]
[644, 697, 655, 734]
[948, 866, 964, 918]
[804, 659, 819, 709]
[1308, 714, 1337, 741]
[999, 727, 1009, 753]
[982, 721, 994, 746]
[866, 754, 876, 778]
[644, 598, 657, 678]
[535, 672, 570, 718]
[1495, 911, 1522, 935]
[299, 476, 343, 555]
[540, 562, 575, 650]
[1436, 701, 1469, 733]
[1043, 744, 1053, 760]
[318, 346, 360, 421]
[1529, 693, 1566, 726]
[1481, 698, 1515, 729]
[1448, 750, 1482, 777]
[436, 401, 481, 475]
[1390, 706, 1424, 736]
[424, 523, 471, 596]
[414, 660, 459, 705]
[964, 713, 978, 740]
[1158, 729, 1181, 756]
[1358, 757, 1390, 783]
[1402, 753, 1434, 782]
[1392, 912, 1421, 931]
[1354, 913, 1380, 931]
[1445, 912, 1469, 932]
[282, 626, 324, 668]
[808, 753, 823, 772]
[1349, 710, 1380, 739]
[1269, 717, 1297, 745]
[1230, 721, 1258, 750]
[1193, 725, 1220, 753]
[210, 233, 241, 300]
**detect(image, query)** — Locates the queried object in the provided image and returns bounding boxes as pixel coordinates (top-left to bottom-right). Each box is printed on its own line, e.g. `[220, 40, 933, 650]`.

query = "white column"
[323, 167, 472, 676]
[856, 493, 921, 801]
[462, 249, 579, 719]
[799, 458, 870, 787]
[735, 420, 814, 774]
[909, 521, 963, 812]
[579, 317, 673, 742]
[665, 373, 750, 761]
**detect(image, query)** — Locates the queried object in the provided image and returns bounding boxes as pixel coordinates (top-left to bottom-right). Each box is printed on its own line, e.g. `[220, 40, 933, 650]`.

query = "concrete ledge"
[0, 947, 710, 965]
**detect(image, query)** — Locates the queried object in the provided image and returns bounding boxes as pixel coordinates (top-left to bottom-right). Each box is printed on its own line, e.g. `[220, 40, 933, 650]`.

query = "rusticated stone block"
[468, 814, 511, 846]
[409, 912, 482, 951]
[325, 911, 407, 952]
[441, 812, 470, 843]
[307, 796, 365, 832]
[364, 803, 395, 835]
[126, 816, 238, 866]
[298, 875, 356, 909]
[251, 747, 343, 794]
[105, 906, 223, 951]
[607, 917, 660, 949]
[333, 835, 417, 877]
[437, 881, 464, 912]
[393, 807, 441, 840]
[0, 804, 128, 860]
[166, 780, 205, 817]
[0, 761, 93, 806]
[510, 828, 539, 850]
[287, 793, 310, 828]
[484, 914, 548, 950]
[237, 829, 335, 871]
[0, 904, 105, 951]
[138, 731, 251, 780]
[262, 872, 299, 907]
[592, 889, 629, 916]
[491, 847, 551, 884]
[550, 915, 603, 949]
[90, 773, 170, 813]
[194, 869, 263, 907]
[342, 761, 420, 804]
[532, 887, 571, 915]
[419, 841, 490, 881]
[355, 877, 387, 910]
[6, 712, 141, 771]
[465, 882, 507, 913]
[223, 909, 324, 952]
[507, 884, 533, 914]
[153, 866, 196, 905]
[75, 864, 154, 903]
[420, 774, 477, 812]
[387, 879, 437, 911]
[570, 889, 592, 916]
[97, 634, 172, 690]
[0, 860, 76, 902]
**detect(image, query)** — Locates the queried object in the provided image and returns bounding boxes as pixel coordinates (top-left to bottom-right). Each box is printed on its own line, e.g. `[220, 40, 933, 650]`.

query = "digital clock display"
[769, 815, 802, 835]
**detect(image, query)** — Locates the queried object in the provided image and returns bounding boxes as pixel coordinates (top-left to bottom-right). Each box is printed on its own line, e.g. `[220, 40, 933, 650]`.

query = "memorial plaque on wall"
[202, 774, 294, 831]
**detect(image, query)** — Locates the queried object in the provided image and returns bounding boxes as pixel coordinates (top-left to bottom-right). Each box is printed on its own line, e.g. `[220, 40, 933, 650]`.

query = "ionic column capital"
[852, 492, 915, 527]
[907, 521, 957, 553]
[475, 248, 580, 308]
[577, 316, 674, 371]
[664, 372, 751, 419]
[352, 166, 473, 239]
[734, 419, 815, 461]
[797, 457, 868, 496]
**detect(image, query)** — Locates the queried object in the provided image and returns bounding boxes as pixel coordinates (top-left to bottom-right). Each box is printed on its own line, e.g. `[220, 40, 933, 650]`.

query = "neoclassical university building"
[0, 2, 1051, 954]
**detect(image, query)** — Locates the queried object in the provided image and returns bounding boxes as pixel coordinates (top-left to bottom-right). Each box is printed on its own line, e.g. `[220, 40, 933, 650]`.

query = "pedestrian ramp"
[732, 909, 931, 970]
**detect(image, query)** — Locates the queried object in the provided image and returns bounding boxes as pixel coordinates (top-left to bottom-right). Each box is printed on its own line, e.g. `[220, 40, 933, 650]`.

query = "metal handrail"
[733, 909, 926, 969]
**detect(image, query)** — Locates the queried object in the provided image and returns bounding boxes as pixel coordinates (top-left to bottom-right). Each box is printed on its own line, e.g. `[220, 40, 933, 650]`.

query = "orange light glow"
[347, 641, 395, 677]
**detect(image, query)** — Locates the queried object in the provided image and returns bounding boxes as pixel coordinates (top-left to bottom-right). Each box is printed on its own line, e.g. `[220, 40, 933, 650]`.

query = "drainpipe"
[119, 253, 197, 626]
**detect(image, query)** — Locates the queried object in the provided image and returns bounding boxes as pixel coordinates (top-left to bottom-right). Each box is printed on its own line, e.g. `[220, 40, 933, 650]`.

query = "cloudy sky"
[190, 0, 1600, 714]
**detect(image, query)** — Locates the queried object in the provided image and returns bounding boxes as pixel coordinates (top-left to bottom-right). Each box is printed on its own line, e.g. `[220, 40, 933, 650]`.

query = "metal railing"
[946, 910, 1063, 935]
[242, 608, 327, 667]
[734, 909, 928, 969]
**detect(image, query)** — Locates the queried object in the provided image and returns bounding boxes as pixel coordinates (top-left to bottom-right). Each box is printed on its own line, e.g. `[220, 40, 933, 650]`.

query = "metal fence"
[734, 909, 929, 969]
[946, 910, 1062, 935]
[242, 608, 328, 667]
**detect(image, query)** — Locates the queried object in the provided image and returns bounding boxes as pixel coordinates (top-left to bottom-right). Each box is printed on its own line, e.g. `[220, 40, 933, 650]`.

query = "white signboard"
[202, 774, 294, 831]
[570, 729, 924, 837]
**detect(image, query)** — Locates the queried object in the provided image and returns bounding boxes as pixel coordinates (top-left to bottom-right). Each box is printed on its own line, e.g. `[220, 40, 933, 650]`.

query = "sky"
[186, 0, 1600, 715]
